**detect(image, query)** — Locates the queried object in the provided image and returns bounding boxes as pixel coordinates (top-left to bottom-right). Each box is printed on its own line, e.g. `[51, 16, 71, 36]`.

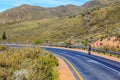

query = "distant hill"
[0, 0, 120, 24]
[0, 4, 81, 24]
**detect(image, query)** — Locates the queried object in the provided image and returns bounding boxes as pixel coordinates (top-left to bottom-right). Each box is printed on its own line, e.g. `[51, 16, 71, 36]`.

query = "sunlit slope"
[0, 4, 120, 45]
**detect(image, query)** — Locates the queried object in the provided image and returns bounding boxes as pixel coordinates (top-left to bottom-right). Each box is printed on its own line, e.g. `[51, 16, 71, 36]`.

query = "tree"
[2, 32, 7, 40]
[35, 39, 41, 44]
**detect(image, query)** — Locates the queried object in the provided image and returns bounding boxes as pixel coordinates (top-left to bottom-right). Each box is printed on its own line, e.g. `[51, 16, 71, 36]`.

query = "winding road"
[43, 47, 120, 80]
[1, 44, 120, 80]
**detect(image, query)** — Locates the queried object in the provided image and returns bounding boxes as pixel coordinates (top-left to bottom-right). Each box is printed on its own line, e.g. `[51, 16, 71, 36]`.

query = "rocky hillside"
[0, 0, 120, 52]
[93, 36, 120, 52]
[0, 4, 81, 24]
[80, 0, 120, 10]
[0, 0, 120, 24]
[97, 0, 120, 4]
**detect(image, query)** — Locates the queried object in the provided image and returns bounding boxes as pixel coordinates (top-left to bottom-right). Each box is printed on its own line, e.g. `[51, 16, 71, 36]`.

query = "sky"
[0, 0, 90, 12]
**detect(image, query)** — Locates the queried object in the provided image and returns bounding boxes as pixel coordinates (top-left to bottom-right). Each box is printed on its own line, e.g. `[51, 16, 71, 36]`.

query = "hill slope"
[0, 0, 120, 24]
[0, 4, 81, 24]
[0, 3, 120, 41]
[0, 0, 120, 51]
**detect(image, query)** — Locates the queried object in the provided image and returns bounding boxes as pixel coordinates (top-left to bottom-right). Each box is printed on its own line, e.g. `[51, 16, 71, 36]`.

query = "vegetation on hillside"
[0, 0, 119, 24]
[0, 46, 58, 80]
[0, 1, 119, 52]
[0, 4, 81, 24]
[0, 1, 119, 80]
[2, 32, 7, 40]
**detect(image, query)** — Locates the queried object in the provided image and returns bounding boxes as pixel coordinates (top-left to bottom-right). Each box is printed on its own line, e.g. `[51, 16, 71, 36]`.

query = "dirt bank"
[58, 58, 76, 80]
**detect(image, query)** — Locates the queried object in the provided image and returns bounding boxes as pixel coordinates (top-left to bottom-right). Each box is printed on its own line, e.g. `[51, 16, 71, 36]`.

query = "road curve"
[43, 47, 120, 80]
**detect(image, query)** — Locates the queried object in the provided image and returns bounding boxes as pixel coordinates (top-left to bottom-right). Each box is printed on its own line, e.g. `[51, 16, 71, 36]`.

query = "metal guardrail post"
[117, 54, 119, 58]
[103, 52, 105, 55]
[110, 53, 112, 56]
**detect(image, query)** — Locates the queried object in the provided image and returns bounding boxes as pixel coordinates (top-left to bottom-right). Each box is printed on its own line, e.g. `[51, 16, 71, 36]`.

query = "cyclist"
[88, 45, 91, 55]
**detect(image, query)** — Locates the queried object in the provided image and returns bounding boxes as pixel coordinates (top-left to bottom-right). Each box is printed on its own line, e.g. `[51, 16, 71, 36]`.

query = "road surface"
[43, 47, 120, 80]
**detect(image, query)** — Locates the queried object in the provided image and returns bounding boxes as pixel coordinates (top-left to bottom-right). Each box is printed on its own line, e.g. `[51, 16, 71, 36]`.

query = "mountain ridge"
[0, 0, 120, 51]
[0, 3, 81, 24]
[0, 0, 120, 24]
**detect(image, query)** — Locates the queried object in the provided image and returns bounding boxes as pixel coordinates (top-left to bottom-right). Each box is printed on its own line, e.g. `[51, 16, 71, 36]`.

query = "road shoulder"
[58, 58, 76, 80]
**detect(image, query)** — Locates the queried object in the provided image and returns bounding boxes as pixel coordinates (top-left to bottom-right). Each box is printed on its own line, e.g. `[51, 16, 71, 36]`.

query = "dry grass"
[0, 46, 58, 80]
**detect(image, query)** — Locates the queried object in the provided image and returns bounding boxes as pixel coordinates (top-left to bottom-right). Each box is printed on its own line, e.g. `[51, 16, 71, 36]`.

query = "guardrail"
[48, 44, 120, 58]
[0, 43, 37, 48]
[1, 43, 120, 58]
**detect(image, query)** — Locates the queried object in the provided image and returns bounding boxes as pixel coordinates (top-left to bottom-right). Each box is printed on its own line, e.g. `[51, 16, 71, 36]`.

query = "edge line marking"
[61, 56, 83, 80]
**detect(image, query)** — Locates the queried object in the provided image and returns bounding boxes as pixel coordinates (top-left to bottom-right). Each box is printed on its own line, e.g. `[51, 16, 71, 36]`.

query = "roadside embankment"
[58, 58, 76, 80]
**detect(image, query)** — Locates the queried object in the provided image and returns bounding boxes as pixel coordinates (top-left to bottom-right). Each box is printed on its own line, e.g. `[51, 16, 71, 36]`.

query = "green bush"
[35, 40, 42, 44]
[0, 47, 58, 80]
[2, 32, 7, 40]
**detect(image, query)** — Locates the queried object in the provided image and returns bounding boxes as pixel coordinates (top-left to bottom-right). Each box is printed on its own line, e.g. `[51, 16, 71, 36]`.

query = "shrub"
[2, 32, 7, 40]
[35, 40, 42, 44]
[0, 46, 8, 51]
[100, 45, 120, 52]
[0, 47, 58, 80]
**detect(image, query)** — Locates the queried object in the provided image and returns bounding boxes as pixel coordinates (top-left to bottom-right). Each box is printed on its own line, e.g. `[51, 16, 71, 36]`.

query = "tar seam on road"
[61, 56, 83, 80]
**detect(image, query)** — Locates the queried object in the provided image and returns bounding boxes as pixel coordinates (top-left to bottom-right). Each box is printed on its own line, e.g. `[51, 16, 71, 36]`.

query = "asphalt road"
[43, 47, 120, 80]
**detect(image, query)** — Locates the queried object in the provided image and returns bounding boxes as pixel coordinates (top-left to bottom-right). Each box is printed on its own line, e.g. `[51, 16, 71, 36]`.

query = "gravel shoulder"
[58, 58, 76, 80]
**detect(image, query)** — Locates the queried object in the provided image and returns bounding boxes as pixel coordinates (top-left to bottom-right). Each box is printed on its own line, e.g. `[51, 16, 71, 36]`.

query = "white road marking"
[88, 60, 99, 64]
[62, 51, 68, 53]
[87, 59, 120, 75]
[98, 62, 120, 75]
